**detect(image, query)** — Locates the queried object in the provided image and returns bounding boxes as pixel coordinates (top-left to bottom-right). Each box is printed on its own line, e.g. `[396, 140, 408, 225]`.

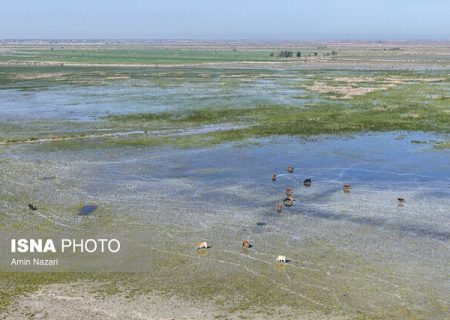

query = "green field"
[0, 48, 277, 64]
[2, 42, 450, 66]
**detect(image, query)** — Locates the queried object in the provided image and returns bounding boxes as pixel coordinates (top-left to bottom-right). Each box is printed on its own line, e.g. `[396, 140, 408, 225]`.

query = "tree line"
[271, 50, 338, 58]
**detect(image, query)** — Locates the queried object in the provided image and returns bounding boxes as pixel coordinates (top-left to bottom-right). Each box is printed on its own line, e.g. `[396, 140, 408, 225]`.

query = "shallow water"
[1, 132, 450, 317]
[78, 204, 97, 216]
[1, 65, 450, 317]
[0, 68, 307, 122]
[5, 132, 450, 244]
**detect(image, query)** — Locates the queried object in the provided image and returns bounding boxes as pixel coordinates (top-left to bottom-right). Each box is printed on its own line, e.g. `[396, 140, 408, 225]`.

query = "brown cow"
[283, 196, 294, 207]
[242, 240, 251, 248]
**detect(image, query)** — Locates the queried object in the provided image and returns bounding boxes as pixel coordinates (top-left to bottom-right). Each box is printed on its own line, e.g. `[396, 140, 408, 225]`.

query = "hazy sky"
[1, 0, 449, 40]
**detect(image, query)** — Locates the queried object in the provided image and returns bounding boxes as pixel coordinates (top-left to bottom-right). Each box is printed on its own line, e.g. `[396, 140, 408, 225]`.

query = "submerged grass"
[0, 272, 88, 311]
[106, 81, 450, 146]
[1, 69, 449, 150]
[434, 141, 450, 149]
[5, 80, 447, 151]
[2, 239, 446, 319]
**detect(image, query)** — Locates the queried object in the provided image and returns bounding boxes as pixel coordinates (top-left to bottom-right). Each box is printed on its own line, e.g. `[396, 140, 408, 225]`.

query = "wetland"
[1, 41, 449, 319]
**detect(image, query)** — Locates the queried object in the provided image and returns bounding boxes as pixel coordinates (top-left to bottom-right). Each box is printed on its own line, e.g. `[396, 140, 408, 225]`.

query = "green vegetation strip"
[1, 77, 449, 150]
[106, 82, 450, 146]
[0, 49, 275, 65]
[434, 141, 450, 149]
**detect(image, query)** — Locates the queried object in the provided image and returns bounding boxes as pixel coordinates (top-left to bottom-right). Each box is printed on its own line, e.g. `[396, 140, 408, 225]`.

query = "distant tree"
[313, 52, 318, 57]
[296, 51, 301, 58]
[331, 50, 338, 56]
[270, 52, 274, 57]
[278, 50, 293, 58]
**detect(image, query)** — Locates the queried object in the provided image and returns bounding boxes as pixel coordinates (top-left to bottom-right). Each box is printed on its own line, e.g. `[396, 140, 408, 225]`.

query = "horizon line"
[2, 38, 450, 43]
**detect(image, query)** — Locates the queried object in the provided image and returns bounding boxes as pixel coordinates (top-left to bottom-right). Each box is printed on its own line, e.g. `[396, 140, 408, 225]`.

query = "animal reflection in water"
[343, 184, 351, 193]
[287, 166, 294, 173]
[285, 188, 293, 196]
[272, 173, 277, 181]
[397, 198, 406, 207]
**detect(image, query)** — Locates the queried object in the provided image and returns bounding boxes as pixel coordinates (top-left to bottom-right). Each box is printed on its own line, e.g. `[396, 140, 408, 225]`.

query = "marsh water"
[2, 132, 449, 317]
[0, 67, 306, 122]
[1, 67, 450, 318]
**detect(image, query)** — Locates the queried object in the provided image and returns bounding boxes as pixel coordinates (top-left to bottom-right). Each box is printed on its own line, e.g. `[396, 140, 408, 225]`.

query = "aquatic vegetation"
[434, 140, 450, 149]
[1, 65, 449, 150]
[105, 80, 450, 147]
[1, 132, 450, 318]
[1, 46, 450, 318]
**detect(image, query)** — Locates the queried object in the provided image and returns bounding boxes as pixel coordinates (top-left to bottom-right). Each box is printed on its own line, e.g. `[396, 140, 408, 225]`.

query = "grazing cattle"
[195, 242, 208, 250]
[272, 174, 277, 181]
[285, 188, 293, 196]
[287, 166, 294, 173]
[303, 178, 312, 187]
[343, 184, 351, 193]
[276, 202, 283, 213]
[28, 204, 38, 211]
[276, 255, 287, 263]
[283, 196, 294, 207]
[242, 240, 251, 248]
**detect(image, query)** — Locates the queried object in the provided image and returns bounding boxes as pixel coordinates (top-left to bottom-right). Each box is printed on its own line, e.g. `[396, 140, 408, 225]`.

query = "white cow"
[196, 242, 208, 250]
[276, 255, 287, 263]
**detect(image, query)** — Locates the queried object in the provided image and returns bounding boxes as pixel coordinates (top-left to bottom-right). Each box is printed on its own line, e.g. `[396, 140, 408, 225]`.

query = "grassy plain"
[1, 40, 450, 67]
